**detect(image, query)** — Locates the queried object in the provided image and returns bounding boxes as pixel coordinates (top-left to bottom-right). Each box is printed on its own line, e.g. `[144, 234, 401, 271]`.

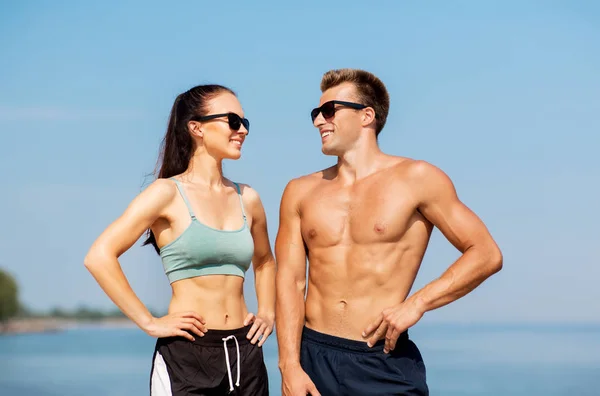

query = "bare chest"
[300, 181, 418, 246]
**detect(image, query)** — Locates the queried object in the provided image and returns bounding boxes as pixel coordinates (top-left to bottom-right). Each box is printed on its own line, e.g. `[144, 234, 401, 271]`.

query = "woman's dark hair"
[143, 84, 235, 254]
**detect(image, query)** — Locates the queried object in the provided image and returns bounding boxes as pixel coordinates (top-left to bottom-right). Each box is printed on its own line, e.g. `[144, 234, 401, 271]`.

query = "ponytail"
[143, 85, 236, 254]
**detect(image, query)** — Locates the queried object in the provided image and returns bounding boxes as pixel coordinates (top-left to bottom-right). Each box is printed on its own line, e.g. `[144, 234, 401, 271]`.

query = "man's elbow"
[485, 245, 503, 275]
[276, 269, 306, 294]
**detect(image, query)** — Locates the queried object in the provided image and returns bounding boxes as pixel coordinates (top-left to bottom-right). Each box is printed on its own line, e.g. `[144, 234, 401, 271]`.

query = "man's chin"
[321, 145, 338, 156]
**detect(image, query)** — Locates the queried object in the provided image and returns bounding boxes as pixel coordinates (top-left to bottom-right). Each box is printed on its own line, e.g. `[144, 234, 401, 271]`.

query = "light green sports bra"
[159, 178, 254, 283]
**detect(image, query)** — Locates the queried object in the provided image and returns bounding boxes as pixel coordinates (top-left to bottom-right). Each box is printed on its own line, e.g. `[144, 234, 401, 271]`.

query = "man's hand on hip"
[362, 300, 424, 353]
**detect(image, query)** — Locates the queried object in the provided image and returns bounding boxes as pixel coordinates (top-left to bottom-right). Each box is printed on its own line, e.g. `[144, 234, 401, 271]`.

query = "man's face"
[312, 83, 365, 156]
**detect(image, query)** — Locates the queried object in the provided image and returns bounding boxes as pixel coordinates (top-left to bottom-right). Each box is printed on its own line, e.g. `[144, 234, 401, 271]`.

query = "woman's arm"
[84, 179, 206, 340]
[242, 185, 276, 346]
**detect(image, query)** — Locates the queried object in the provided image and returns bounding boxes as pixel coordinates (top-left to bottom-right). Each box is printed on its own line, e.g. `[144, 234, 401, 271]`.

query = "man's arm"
[275, 179, 308, 371]
[364, 160, 502, 352]
[406, 160, 503, 313]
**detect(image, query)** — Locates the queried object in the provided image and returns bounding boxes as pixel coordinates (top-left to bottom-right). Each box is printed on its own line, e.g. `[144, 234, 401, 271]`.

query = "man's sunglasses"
[191, 112, 250, 133]
[310, 100, 367, 122]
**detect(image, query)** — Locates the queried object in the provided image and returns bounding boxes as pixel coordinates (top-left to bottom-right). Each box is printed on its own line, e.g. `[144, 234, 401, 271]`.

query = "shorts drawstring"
[222, 335, 241, 392]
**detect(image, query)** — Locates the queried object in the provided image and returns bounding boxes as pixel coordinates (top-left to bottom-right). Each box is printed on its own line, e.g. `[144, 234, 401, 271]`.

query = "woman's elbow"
[254, 255, 276, 273]
[84, 251, 98, 271]
[84, 246, 110, 272]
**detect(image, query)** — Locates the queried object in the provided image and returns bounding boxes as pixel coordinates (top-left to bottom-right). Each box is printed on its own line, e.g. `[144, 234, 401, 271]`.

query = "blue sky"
[1, 1, 598, 324]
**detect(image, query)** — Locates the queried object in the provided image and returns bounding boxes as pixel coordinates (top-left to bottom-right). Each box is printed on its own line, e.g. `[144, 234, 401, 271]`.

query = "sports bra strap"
[170, 178, 196, 219]
[232, 182, 247, 222]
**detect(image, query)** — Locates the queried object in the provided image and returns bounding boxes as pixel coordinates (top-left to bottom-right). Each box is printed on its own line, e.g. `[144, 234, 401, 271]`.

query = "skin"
[84, 92, 275, 346]
[275, 82, 503, 395]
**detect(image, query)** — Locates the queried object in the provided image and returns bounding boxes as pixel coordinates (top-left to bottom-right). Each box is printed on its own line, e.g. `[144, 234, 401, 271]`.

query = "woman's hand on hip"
[244, 312, 274, 347]
[145, 311, 207, 341]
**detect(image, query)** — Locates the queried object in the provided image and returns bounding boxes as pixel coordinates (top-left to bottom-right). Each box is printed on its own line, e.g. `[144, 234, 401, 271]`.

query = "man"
[275, 68, 502, 396]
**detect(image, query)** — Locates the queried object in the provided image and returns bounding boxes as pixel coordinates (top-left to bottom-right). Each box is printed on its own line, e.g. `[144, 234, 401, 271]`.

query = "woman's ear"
[188, 120, 203, 138]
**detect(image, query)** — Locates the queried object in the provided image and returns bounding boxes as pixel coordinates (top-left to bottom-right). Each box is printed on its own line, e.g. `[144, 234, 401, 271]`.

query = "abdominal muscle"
[305, 243, 425, 341]
[169, 275, 249, 330]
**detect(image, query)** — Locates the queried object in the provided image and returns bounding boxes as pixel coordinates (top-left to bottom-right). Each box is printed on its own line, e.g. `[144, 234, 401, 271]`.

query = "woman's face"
[191, 92, 249, 160]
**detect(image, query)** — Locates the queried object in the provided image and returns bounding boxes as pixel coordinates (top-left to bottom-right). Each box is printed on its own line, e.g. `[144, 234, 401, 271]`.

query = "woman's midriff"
[169, 275, 248, 330]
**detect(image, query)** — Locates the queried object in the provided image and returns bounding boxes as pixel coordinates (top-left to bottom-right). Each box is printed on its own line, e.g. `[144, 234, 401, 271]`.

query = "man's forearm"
[408, 246, 502, 314]
[276, 272, 306, 370]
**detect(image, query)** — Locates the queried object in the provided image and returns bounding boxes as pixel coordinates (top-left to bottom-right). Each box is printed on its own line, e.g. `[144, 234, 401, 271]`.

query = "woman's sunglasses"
[310, 100, 367, 122]
[192, 112, 250, 133]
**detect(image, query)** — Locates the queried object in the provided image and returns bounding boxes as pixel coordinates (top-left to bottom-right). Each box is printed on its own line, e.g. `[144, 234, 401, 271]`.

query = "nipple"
[374, 222, 387, 234]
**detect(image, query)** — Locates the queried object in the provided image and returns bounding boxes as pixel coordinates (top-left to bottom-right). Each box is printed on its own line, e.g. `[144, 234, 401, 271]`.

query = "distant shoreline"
[0, 317, 137, 335]
[3, 317, 599, 336]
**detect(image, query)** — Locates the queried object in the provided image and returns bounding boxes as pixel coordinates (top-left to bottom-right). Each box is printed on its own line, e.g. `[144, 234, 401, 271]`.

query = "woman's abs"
[169, 275, 248, 330]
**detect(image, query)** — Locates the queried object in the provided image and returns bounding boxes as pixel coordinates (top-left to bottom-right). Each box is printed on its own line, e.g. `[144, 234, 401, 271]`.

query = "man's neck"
[336, 136, 384, 183]
[180, 150, 225, 189]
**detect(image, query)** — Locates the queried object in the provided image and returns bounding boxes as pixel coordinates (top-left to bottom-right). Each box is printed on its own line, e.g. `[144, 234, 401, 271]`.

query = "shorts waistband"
[301, 326, 408, 354]
[162, 324, 253, 347]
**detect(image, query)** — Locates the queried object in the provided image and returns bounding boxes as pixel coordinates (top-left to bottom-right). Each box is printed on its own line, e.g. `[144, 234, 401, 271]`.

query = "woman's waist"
[157, 323, 254, 347]
[168, 289, 248, 330]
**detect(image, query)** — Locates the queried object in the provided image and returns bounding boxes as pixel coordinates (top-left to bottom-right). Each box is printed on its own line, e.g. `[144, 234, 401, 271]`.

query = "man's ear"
[361, 107, 376, 128]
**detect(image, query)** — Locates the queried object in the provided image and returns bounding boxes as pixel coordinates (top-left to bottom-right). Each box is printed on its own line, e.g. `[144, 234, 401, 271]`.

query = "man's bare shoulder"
[388, 158, 456, 203]
[403, 159, 451, 183]
[282, 166, 335, 203]
[382, 156, 447, 181]
[286, 166, 335, 190]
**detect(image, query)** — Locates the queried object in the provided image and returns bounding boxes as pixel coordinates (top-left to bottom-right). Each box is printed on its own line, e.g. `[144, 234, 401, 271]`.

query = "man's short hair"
[320, 69, 390, 136]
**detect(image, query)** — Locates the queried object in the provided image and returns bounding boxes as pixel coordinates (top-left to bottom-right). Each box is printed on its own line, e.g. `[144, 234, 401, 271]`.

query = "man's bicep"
[416, 163, 494, 253]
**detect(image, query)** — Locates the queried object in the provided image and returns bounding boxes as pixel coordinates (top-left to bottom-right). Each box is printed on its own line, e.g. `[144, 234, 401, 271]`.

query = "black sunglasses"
[191, 112, 250, 133]
[310, 100, 367, 122]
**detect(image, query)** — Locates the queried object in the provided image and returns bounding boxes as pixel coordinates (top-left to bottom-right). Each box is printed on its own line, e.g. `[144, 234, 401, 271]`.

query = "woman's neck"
[180, 150, 225, 189]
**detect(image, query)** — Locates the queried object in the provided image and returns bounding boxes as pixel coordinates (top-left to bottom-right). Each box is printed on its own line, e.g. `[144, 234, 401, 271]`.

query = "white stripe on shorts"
[151, 351, 173, 396]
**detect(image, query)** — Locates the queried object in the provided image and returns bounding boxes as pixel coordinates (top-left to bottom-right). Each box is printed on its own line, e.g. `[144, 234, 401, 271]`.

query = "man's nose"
[313, 112, 326, 128]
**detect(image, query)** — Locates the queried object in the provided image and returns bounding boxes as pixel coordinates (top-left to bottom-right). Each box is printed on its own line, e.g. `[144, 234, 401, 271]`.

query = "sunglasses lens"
[227, 113, 250, 133]
[321, 102, 335, 119]
[311, 102, 336, 122]
[311, 108, 320, 122]
[228, 114, 241, 130]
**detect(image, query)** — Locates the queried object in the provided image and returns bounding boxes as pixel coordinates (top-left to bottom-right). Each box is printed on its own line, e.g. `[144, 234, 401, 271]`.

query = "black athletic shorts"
[150, 324, 269, 395]
[300, 326, 428, 396]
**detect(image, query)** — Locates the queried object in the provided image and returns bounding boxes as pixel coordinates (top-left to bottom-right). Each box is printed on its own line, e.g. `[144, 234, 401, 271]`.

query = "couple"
[84, 68, 503, 396]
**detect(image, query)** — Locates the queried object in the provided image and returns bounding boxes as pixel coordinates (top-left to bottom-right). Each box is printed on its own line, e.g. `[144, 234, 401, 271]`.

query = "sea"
[1, 322, 599, 395]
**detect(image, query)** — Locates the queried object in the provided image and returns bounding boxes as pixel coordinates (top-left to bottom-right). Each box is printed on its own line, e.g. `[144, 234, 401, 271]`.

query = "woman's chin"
[225, 149, 242, 160]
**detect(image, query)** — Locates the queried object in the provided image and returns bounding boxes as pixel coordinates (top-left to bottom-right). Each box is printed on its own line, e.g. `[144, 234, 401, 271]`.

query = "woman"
[84, 84, 275, 395]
